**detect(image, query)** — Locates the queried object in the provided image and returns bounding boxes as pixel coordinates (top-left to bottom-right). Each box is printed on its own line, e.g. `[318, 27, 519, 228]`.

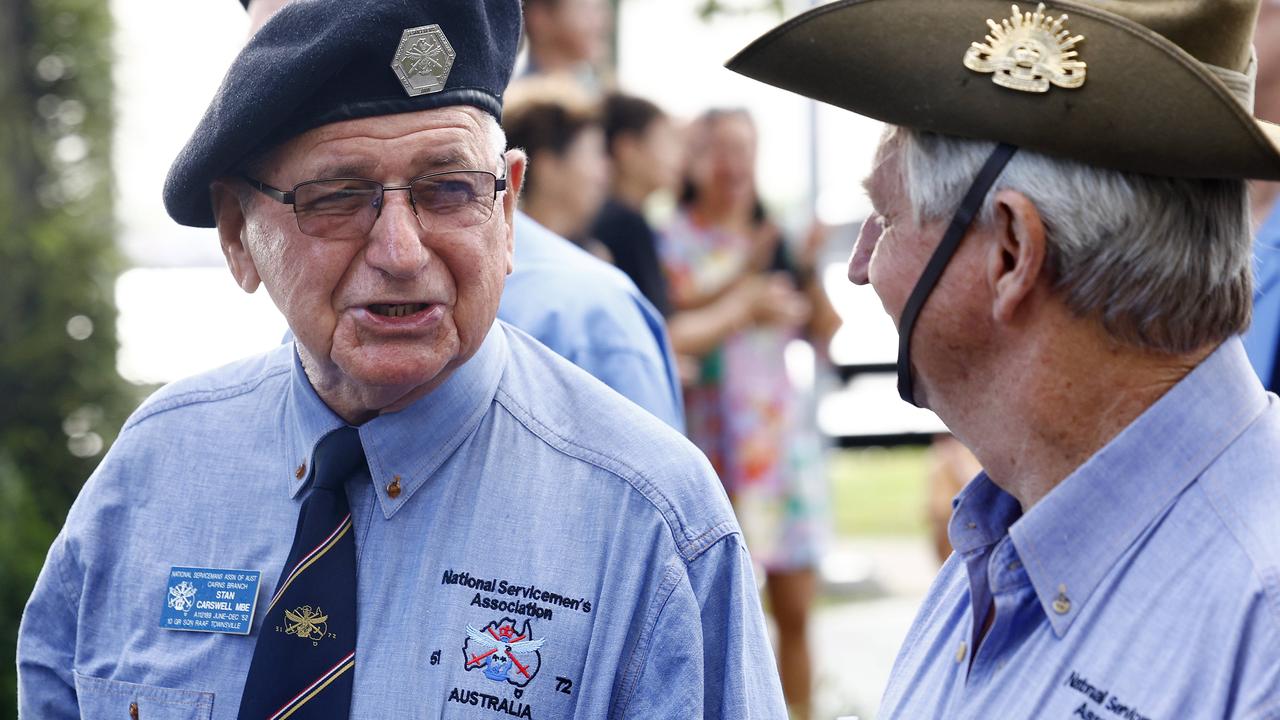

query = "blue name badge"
[159, 566, 262, 635]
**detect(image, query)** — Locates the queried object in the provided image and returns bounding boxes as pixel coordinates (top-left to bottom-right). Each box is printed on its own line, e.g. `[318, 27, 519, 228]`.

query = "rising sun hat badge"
[964, 3, 1087, 94]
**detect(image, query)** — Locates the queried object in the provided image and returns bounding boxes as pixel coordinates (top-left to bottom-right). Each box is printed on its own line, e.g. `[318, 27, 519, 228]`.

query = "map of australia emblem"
[463, 617, 545, 687]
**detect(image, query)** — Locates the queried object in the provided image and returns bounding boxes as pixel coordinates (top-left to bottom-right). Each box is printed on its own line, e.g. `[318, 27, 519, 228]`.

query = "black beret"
[164, 0, 522, 228]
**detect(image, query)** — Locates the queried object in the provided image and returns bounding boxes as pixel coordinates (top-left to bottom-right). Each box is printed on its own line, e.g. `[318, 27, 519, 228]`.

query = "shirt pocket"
[73, 672, 214, 720]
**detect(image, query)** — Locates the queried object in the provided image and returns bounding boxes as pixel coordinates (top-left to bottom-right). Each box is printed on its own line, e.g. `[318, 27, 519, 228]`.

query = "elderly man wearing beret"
[16, 1, 785, 718]
[730, 0, 1280, 717]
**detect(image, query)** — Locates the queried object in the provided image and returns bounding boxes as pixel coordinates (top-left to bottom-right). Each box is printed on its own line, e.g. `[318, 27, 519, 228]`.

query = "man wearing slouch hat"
[731, 1, 1280, 716]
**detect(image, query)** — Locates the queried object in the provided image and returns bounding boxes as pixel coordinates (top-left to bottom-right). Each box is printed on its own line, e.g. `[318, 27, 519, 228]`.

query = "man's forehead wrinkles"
[295, 129, 484, 180]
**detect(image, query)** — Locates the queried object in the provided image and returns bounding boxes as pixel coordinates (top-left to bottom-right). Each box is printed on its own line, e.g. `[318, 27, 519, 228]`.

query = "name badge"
[159, 566, 262, 635]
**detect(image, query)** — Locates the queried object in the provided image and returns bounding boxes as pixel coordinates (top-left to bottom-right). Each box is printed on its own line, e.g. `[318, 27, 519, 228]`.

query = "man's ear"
[986, 189, 1048, 324]
[211, 180, 262, 293]
[500, 149, 528, 275]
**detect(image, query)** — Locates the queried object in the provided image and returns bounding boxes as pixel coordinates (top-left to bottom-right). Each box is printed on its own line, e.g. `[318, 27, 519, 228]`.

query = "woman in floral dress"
[659, 108, 839, 720]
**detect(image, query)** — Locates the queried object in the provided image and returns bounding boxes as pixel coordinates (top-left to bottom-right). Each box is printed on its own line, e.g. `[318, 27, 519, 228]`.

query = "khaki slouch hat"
[727, 0, 1280, 180]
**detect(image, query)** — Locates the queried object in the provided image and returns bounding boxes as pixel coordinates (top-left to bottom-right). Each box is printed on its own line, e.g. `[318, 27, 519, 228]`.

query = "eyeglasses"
[241, 168, 507, 239]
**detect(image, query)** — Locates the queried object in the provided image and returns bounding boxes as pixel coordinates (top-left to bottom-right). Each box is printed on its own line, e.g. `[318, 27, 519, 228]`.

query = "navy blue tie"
[238, 426, 364, 719]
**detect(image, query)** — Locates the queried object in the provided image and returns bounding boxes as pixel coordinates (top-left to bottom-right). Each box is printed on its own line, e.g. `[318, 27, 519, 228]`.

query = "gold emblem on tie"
[280, 605, 333, 646]
[964, 3, 1086, 93]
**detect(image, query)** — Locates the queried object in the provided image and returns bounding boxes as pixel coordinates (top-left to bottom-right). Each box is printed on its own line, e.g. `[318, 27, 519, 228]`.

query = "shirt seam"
[71, 672, 215, 707]
[1199, 481, 1280, 635]
[562, 345, 661, 363]
[122, 364, 290, 432]
[51, 534, 82, 633]
[1017, 382, 1262, 635]
[610, 558, 686, 719]
[493, 385, 734, 561]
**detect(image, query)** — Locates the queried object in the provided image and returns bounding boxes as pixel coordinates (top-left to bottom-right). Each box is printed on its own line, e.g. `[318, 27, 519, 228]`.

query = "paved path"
[808, 537, 940, 720]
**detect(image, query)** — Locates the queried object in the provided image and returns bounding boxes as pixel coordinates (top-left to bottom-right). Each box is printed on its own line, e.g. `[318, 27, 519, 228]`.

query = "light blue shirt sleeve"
[617, 536, 785, 719]
[17, 533, 79, 717]
[501, 212, 684, 431]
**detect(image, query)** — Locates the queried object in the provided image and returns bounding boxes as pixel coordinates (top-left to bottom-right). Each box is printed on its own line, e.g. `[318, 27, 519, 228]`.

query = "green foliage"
[829, 447, 929, 537]
[0, 0, 136, 713]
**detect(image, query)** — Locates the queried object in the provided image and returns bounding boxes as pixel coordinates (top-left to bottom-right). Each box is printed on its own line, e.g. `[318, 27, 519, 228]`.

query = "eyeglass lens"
[292, 171, 499, 238]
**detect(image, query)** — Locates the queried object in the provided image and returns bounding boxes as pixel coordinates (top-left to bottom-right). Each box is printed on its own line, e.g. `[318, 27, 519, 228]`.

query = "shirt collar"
[284, 323, 509, 518]
[948, 471, 1022, 557]
[357, 323, 507, 519]
[1008, 337, 1267, 636]
[284, 348, 346, 499]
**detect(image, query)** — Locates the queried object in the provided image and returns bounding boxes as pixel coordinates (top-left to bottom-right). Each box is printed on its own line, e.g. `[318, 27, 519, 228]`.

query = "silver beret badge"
[391, 24, 456, 97]
[964, 3, 1086, 94]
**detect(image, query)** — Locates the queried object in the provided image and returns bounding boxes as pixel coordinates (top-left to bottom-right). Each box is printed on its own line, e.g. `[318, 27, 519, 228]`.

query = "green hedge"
[1, 0, 136, 714]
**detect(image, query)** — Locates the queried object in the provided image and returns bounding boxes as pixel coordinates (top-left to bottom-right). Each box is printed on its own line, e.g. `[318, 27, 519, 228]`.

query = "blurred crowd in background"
[510, 4, 841, 715]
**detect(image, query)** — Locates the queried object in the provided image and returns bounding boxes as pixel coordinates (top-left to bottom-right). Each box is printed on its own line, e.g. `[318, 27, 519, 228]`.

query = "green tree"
[0, 0, 136, 713]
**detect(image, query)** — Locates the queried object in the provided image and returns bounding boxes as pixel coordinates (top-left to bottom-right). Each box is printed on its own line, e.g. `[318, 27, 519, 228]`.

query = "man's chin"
[324, 341, 454, 393]
[342, 356, 452, 391]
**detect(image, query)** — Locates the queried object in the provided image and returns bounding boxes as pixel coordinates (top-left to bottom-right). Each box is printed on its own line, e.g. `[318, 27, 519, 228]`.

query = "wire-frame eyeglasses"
[240, 167, 507, 239]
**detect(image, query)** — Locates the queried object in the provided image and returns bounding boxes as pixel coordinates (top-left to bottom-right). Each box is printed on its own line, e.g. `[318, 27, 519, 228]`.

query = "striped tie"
[238, 426, 364, 719]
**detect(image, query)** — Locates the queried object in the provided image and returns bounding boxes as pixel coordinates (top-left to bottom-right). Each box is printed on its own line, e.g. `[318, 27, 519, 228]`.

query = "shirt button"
[130, 702, 139, 719]
[966, 522, 977, 529]
[955, 641, 967, 663]
[1008, 560, 1022, 571]
[387, 475, 402, 499]
[1053, 583, 1072, 614]
[295, 461, 306, 480]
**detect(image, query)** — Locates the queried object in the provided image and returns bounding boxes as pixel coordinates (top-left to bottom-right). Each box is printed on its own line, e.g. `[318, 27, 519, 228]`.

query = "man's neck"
[610, 175, 651, 212]
[298, 349, 453, 426]
[959, 331, 1212, 512]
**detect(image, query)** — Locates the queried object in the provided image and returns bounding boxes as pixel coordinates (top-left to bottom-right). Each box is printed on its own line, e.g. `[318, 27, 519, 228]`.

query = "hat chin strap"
[896, 143, 1018, 407]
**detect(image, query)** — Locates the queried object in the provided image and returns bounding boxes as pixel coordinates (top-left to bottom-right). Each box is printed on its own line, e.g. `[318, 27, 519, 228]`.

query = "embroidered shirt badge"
[463, 618, 546, 687]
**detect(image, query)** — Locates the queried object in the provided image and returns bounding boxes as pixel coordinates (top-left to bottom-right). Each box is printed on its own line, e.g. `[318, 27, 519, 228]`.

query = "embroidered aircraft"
[463, 618, 546, 687]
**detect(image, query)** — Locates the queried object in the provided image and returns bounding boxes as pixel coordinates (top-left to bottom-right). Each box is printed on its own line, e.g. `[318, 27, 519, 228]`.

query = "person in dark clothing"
[592, 93, 682, 316]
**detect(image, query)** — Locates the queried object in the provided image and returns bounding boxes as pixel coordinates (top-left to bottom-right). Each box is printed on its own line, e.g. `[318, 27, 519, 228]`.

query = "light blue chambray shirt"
[880, 337, 1280, 719]
[1244, 202, 1280, 389]
[18, 322, 783, 718]
[502, 212, 683, 432]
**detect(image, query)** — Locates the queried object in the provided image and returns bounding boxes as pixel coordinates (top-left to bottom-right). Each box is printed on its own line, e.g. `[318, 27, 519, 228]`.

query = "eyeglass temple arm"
[240, 175, 295, 205]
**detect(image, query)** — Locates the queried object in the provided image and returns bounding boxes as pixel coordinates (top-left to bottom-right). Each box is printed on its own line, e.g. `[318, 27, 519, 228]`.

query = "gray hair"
[893, 127, 1252, 355]
[484, 113, 508, 171]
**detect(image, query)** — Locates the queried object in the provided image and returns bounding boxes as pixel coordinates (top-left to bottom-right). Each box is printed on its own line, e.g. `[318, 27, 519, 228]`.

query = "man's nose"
[848, 214, 882, 286]
[364, 190, 431, 279]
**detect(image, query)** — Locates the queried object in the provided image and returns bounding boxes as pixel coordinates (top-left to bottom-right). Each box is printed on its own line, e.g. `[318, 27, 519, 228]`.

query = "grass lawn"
[828, 446, 930, 537]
